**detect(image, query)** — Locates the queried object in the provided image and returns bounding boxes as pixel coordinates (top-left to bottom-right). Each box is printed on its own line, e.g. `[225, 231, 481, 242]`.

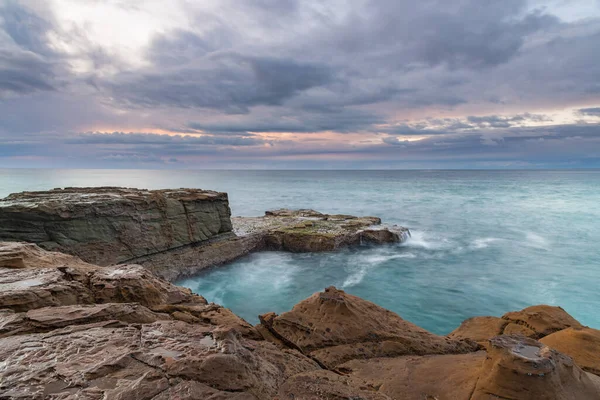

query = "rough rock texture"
[0, 187, 233, 267]
[448, 305, 584, 346]
[138, 208, 410, 281]
[0, 242, 319, 399]
[0, 189, 409, 282]
[2, 242, 599, 399]
[541, 327, 600, 376]
[327, 336, 600, 400]
[259, 286, 478, 368]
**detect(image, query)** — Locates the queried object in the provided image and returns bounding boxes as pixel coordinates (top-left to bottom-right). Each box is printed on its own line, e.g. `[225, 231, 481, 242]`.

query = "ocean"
[1, 169, 599, 334]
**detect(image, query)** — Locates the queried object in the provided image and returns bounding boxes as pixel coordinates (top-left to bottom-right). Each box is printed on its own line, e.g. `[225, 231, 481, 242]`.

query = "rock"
[0, 189, 409, 282]
[137, 208, 409, 281]
[0, 187, 233, 266]
[448, 316, 507, 345]
[541, 327, 600, 376]
[278, 369, 392, 400]
[336, 352, 486, 399]
[0, 243, 321, 399]
[330, 336, 600, 400]
[238, 209, 409, 253]
[260, 286, 478, 368]
[472, 335, 600, 399]
[502, 305, 583, 338]
[448, 305, 584, 345]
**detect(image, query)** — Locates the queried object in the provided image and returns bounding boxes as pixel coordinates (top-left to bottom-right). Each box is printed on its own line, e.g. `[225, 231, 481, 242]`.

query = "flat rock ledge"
[0, 188, 409, 282]
[1, 242, 599, 400]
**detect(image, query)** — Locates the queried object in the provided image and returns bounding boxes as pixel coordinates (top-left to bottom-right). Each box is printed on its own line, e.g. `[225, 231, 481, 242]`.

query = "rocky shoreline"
[0, 187, 599, 399]
[0, 188, 409, 282]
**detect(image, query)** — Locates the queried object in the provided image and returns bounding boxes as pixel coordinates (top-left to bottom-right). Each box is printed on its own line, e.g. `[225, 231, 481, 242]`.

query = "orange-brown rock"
[330, 336, 600, 400]
[278, 369, 392, 400]
[0, 242, 321, 399]
[448, 305, 584, 345]
[502, 305, 583, 338]
[448, 316, 507, 345]
[472, 335, 600, 399]
[260, 286, 478, 367]
[337, 352, 486, 399]
[541, 327, 600, 376]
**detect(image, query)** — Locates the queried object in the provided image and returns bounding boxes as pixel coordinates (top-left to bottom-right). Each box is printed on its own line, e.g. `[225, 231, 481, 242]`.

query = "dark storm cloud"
[1, 0, 600, 168]
[106, 53, 333, 113]
[0, 1, 65, 96]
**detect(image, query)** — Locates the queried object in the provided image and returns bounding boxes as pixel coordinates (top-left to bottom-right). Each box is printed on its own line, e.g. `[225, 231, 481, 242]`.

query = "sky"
[1, 0, 600, 169]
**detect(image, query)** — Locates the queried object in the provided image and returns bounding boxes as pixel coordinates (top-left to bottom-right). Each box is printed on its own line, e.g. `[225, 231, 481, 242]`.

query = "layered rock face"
[2, 242, 599, 399]
[134, 208, 409, 281]
[0, 187, 233, 267]
[0, 189, 408, 281]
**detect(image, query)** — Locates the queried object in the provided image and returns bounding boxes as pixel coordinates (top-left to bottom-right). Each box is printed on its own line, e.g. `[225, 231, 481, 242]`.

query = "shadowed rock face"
[0, 187, 233, 266]
[1, 242, 599, 399]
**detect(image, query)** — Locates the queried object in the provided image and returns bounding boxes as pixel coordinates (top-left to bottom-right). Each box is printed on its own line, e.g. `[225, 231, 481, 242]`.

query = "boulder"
[260, 286, 478, 368]
[0, 187, 233, 266]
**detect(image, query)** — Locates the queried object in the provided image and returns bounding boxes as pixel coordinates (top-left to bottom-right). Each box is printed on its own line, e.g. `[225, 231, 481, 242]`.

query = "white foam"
[403, 231, 452, 250]
[524, 231, 550, 250]
[470, 237, 502, 249]
[341, 250, 415, 288]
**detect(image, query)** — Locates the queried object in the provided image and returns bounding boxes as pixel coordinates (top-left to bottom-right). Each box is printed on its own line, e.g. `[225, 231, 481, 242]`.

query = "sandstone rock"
[0, 243, 321, 399]
[0, 187, 232, 266]
[337, 352, 486, 400]
[448, 305, 584, 345]
[260, 286, 478, 368]
[541, 327, 600, 376]
[502, 305, 583, 338]
[448, 316, 507, 345]
[278, 369, 392, 400]
[329, 335, 600, 400]
[472, 335, 600, 399]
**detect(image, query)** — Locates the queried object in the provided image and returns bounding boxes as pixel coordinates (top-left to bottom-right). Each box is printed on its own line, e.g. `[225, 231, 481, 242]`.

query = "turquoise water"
[1, 169, 599, 334]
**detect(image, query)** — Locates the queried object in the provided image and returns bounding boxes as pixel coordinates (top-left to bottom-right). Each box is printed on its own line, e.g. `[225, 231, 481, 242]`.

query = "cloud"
[579, 107, 600, 116]
[0, 0, 599, 168]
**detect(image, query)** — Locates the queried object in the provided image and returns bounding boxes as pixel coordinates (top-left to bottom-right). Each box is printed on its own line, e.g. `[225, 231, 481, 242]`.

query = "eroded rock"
[541, 327, 600, 376]
[260, 286, 478, 368]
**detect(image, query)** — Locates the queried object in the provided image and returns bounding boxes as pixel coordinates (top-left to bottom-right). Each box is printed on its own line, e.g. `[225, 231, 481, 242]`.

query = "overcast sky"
[1, 0, 600, 169]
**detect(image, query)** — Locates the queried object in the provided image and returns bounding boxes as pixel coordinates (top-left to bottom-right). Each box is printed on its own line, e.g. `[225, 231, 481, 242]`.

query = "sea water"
[1, 169, 598, 334]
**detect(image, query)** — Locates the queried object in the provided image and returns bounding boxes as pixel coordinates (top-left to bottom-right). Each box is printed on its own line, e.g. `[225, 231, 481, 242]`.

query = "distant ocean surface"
[1, 169, 599, 334]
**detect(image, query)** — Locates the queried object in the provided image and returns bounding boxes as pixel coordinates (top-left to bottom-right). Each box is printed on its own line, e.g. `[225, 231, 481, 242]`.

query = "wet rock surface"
[1, 242, 599, 399]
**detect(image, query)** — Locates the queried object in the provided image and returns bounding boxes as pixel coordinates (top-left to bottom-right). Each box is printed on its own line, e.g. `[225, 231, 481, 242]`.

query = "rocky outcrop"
[0, 187, 233, 267]
[259, 286, 479, 368]
[136, 208, 409, 281]
[0, 189, 409, 282]
[541, 327, 600, 376]
[2, 242, 598, 399]
[448, 305, 584, 346]
[0, 242, 319, 399]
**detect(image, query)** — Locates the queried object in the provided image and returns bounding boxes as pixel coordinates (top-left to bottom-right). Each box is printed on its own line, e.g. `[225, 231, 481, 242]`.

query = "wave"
[403, 230, 454, 250]
[341, 250, 415, 288]
[523, 231, 550, 250]
[470, 237, 502, 250]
